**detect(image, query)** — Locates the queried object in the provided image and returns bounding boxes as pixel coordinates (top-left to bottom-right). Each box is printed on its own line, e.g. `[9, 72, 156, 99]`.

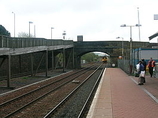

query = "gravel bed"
[0, 64, 102, 118]
[3, 68, 96, 118]
[0, 69, 76, 118]
[0, 69, 70, 95]
[51, 67, 103, 118]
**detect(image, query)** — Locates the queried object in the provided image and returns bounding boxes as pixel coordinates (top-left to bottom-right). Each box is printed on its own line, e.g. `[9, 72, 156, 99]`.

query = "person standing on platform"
[141, 59, 147, 83]
[141, 59, 147, 72]
[138, 61, 145, 85]
[147, 58, 155, 77]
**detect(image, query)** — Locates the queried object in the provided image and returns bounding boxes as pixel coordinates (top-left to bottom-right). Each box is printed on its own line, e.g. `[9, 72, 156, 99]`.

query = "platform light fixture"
[62, 30, 66, 39]
[12, 12, 15, 37]
[51, 27, 54, 39]
[116, 37, 124, 58]
[120, 24, 141, 73]
[29, 21, 33, 37]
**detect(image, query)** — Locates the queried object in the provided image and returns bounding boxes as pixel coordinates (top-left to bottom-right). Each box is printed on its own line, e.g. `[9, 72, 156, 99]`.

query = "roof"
[149, 32, 158, 40]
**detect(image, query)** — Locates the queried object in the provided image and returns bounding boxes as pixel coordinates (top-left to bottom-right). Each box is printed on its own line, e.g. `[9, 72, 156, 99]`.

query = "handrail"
[0, 35, 73, 48]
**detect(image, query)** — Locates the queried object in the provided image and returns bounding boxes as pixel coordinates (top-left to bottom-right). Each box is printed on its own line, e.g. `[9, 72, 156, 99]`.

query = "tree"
[0, 25, 10, 36]
[18, 32, 33, 38]
[81, 52, 100, 63]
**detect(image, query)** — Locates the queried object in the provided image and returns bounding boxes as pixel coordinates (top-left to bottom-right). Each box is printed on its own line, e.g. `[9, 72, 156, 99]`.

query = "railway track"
[44, 64, 105, 118]
[0, 63, 105, 118]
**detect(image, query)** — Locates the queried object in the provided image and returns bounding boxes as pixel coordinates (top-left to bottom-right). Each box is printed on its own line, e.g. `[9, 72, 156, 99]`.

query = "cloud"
[1, 0, 105, 14]
[1, 0, 158, 42]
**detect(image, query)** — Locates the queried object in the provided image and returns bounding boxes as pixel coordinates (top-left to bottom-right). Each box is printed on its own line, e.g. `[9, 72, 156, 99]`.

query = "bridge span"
[74, 40, 151, 68]
[0, 35, 155, 88]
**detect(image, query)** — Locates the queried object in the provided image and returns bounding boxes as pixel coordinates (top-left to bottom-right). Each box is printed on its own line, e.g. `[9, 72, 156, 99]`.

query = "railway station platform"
[87, 68, 158, 118]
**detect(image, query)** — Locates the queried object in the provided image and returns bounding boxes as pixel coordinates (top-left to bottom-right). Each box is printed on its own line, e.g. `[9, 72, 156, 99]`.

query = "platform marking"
[129, 76, 158, 104]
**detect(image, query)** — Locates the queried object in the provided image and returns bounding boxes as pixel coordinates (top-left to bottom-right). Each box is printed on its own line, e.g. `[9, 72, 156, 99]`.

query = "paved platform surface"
[87, 68, 158, 118]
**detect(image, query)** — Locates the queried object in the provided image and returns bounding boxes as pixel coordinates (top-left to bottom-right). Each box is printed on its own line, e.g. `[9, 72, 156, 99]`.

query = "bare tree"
[18, 32, 33, 38]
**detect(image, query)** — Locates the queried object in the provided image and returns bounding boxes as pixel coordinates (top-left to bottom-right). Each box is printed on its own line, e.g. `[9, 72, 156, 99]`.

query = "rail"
[0, 64, 97, 118]
[43, 64, 105, 118]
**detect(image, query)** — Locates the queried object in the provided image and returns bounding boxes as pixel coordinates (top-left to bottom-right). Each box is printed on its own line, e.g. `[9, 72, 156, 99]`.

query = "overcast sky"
[1, 0, 158, 42]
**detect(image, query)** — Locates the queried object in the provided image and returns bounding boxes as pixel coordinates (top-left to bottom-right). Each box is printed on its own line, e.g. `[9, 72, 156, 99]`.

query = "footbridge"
[0, 35, 154, 87]
[0, 35, 74, 88]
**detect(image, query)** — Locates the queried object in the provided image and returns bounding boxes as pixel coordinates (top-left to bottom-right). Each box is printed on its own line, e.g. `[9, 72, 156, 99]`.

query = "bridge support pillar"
[51, 50, 54, 70]
[7, 55, 11, 88]
[63, 48, 65, 72]
[64, 48, 74, 69]
[46, 50, 48, 77]
[30, 53, 34, 76]
[74, 56, 81, 69]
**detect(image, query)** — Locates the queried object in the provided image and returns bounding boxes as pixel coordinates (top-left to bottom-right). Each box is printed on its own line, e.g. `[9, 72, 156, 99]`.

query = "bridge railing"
[0, 35, 73, 48]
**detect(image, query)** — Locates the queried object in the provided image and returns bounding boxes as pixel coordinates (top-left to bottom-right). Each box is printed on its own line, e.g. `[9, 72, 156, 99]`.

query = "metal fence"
[118, 59, 130, 74]
[0, 35, 74, 48]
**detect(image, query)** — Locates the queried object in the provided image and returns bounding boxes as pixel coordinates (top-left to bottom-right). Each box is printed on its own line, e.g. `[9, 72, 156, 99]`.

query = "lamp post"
[137, 7, 141, 41]
[34, 25, 36, 37]
[116, 37, 124, 58]
[62, 30, 66, 39]
[12, 12, 15, 37]
[120, 24, 141, 74]
[29, 21, 33, 37]
[51, 27, 54, 39]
